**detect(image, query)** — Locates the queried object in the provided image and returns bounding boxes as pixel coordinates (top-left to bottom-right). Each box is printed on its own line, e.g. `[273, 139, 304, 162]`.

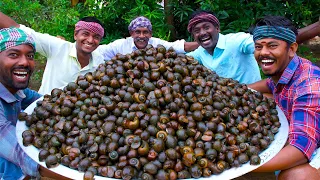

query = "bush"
[2, 0, 319, 43]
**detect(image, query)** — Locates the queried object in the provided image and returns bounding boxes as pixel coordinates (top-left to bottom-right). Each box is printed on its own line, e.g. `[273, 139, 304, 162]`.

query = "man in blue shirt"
[0, 27, 65, 179]
[186, 10, 261, 84]
[186, 10, 320, 84]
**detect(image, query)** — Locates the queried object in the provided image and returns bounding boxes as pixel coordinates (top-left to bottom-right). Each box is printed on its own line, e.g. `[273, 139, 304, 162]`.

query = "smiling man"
[186, 10, 261, 84]
[0, 27, 67, 179]
[98, 16, 199, 60]
[186, 10, 320, 84]
[0, 12, 106, 95]
[248, 16, 320, 180]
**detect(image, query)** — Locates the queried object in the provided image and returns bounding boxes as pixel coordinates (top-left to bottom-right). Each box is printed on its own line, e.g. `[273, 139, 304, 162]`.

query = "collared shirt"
[97, 37, 186, 60]
[19, 25, 106, 95]
[0, 83, 41, 177]
[186, 32, 261, 84]
[267, 55, 320, 160]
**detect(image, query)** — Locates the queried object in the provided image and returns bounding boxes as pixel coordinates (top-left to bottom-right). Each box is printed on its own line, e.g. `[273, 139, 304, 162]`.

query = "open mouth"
[261, 59, 275, 67]
[199, 36, 211, 45]
[135, 38, 147, 44]
[84, 43, 94, 48]
[12, 70, 29, 81]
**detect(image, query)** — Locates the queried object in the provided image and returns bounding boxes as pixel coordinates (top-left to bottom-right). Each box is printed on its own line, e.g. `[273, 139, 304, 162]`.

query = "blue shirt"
[187, 32, 261, 84]
[0, 83, 41, 177]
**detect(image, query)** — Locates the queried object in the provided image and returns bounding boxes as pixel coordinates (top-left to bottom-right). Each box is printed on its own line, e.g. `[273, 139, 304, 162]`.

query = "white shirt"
[97, 37, 186, 60]
[19, 25, 106, 95]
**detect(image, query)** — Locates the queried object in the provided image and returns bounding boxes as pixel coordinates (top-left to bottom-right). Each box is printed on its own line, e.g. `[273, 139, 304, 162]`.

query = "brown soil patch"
[29, 58, 45, 91]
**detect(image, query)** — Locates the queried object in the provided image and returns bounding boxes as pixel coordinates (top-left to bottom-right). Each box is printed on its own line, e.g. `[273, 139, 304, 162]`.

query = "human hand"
[56, 35, 66, 40]
[39, 165, 72, 180]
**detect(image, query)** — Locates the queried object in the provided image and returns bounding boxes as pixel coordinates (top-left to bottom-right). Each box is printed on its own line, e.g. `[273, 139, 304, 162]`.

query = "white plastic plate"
[16, 97, 289, 180]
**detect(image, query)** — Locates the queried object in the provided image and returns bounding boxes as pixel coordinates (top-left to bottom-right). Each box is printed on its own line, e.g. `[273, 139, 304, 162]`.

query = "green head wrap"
[0, 27, 35, 52]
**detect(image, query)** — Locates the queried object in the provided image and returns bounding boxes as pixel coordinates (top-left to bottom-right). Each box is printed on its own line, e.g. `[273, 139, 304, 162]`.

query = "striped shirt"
[267, 55, 320, 160]
[0, 83, 41, 177]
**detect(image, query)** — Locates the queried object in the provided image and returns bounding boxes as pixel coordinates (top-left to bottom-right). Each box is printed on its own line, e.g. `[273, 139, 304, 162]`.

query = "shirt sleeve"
[289, 77, 320, 161]
[152, 38, 186, 54]
[0, 106, 39, 177]
[21, 89, 42, 110]
[19, 24, 67, 58]
[266, 78, 275, 92]
[238, 33, 255, 54]
[97, 39, 126, 61]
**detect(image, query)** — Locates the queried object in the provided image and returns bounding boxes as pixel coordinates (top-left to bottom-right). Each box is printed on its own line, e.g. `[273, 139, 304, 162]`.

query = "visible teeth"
[15, 75, 26, 79]
[201, 37, 210, 41]
[13, 71, 27, 75]
[261, 60, 274, 63]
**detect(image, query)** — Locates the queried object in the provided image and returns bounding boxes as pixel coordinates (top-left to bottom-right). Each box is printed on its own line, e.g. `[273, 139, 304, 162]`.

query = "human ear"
[288, 42, 298, 59]
[74, 31, 78, 41]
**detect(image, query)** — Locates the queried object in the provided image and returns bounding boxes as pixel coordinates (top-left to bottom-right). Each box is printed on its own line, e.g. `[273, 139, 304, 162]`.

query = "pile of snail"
[19, 44, 280, 179]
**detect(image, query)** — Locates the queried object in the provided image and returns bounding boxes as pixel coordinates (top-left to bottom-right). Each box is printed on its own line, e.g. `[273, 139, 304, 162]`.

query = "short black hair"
[78, 16, 105, 37]
[248, 15, 298, 35]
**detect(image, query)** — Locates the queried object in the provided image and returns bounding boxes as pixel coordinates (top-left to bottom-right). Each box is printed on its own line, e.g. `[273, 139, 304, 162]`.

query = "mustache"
[12, 66, 32, 73]
[134, 37, 148, 42]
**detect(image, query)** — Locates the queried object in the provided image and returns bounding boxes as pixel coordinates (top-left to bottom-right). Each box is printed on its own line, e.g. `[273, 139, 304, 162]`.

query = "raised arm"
[0, 12, 19, 28]
[296, 18, 320, 44]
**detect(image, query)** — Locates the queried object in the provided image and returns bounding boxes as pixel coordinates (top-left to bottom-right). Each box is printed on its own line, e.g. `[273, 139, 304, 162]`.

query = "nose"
[87, 35, 94, 43]
[199, 28, 206, 35]
[17, 55, 30, 67]
[260, 46, 270, 57]
[17, 54, 34, 71]
[138, 32, 145, 38]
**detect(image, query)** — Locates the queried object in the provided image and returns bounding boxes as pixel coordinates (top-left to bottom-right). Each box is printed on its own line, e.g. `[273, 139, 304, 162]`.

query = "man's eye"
[255, 46, 262, 50]
[27, 54, 35, 59]
[8, 53, 18, 57]
[193, 29, 200, 34]
[94, 36, 101, 40]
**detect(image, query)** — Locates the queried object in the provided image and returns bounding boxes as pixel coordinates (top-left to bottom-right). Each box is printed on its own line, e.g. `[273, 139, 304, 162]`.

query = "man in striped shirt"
[249, 16, 320, 179]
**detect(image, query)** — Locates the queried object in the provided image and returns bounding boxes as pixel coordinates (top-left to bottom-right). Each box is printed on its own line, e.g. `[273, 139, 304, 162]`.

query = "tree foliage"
[1, 0, 319, 43]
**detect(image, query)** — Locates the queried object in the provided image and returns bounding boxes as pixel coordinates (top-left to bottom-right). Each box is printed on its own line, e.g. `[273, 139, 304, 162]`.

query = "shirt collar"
[200, 33, 225, 54]
[129, 37, 138, 51]
[69, 42, 100, 70]
[277, 54, 300, 85]
[69, 43, 77, 58]
[0, 83, 25, 103]
[215, 33, 225, 50]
